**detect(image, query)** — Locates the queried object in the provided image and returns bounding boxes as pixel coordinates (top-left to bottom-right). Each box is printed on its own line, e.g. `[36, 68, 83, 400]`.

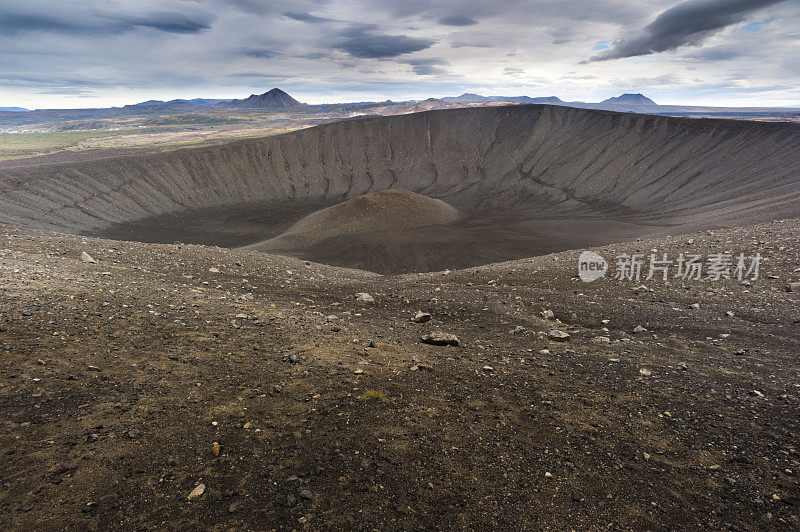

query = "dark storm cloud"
[116, 12, 214, 34]
[283, 11, 334, 24]
[589, 0, 789, 61]
[402, 57, 450, 75]
[0, 8, 213, 35]
[297, 52, 328, 60]
[410, 64, 448, 75]
[334, 25, 435, 58]
[244, 49, 280, 59]
[0, 11, 152, 36]
[437, 14, 478, 26]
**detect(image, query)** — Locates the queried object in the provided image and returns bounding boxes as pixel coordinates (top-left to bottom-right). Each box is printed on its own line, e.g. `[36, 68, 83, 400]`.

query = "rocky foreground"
[1, 220, 798, 530]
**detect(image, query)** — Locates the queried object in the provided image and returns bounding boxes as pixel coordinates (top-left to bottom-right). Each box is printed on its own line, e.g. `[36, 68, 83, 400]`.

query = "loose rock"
[420, 332, 460, 346]
[187, 483, 206, 500]
[412, 311, 432, 323]
[548, 329, 570, 342]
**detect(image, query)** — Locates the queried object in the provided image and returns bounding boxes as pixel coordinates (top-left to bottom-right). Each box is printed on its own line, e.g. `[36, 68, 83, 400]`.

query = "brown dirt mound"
[265, 189, 458, 244]
[254, 189, 459, 250]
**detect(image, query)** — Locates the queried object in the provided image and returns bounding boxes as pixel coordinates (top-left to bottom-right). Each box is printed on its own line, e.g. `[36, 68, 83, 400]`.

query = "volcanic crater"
[1, 105, 799, 273]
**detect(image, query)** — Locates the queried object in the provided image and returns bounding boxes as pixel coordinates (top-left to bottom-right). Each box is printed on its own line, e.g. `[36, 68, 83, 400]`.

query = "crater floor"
[2, 105, 799, 273]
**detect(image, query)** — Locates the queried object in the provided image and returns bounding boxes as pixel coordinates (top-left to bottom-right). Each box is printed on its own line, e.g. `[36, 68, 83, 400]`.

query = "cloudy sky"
[1, 0, 798, 109]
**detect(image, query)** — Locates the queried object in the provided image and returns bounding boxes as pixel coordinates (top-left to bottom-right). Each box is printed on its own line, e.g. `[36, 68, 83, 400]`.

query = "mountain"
[442, 93, 489, 104]
[0, 107, 29, 112]
[228, 88, 306, 109]
[601, 93, 657, 106]
[124, 98, 229, 110]
[442, 93, 564, 105]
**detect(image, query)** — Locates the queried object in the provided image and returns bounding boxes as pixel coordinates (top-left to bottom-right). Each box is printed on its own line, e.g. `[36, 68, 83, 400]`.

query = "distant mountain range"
[442, 93, 564, 105]
[124, 88, 306, 111]
[2, 91, 662, 114]
[2, 89, 797, 130]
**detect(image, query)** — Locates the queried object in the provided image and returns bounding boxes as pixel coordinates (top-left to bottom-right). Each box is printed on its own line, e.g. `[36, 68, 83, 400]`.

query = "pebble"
[639, 368, 652, 377]
[633, 325, 647, 333]
[299, 489, 314, 501]
[355, 292, 375, 303]
[187, 483, 206, 500]
[412, 312, 431, 323]
[548, 329, 570, 342]
[80, 251, 96, 263]
[541, 310, 555, 319]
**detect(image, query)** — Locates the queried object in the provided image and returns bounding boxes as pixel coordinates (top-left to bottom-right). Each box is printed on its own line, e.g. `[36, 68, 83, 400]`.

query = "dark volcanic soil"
[1, 220, 798, 530]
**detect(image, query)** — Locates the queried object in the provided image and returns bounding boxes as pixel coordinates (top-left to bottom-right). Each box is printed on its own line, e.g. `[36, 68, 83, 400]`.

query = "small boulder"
[80, 251, 96, 263]
[548, 329, 570, 342]
[355, 293, 375, 303]
[412, 312, 431, 323]
[420, 332, 460, 346]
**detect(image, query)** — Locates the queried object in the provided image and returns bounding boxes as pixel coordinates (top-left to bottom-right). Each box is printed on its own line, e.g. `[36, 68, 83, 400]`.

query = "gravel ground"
[0, 220, 798, 530]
